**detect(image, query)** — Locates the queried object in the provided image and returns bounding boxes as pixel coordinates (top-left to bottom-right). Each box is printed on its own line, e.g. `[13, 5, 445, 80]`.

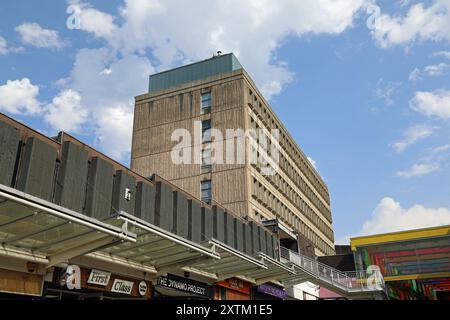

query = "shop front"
[251, 283, 286, 300]
[44, 265, 151, 300]
[154, 273, 213, 300]
[214, 278, 251, 300]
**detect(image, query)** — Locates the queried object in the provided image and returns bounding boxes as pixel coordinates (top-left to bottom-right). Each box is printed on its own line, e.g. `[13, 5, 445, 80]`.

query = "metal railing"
[280, 247, 385, 293]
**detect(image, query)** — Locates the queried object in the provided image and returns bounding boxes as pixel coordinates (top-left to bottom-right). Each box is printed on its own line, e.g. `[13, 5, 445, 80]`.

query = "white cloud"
[410, 89, 450, 119]
[70, 1, 117, 38]
[392, 124, 438, 152]
[396, 163, 439, 178]
[95, 106, 135, 160]
[44, 89, 88, 133]
[0, 78, 41, 115]
[307, 156, 317, 169]
[424, 62, 449, 76]
[0, 35, 23, 55]
[371, 0, 450, 48]
[409, 67, 422, 81]
[434, 50, 450, 59]
[360, 197, 450, 235]
[375, 80, 401, 106]
[432, 144, 450, 154]
[61, 47, 154, 161]
[72, 0, 367, 98]
[15, 22, 67, 49]
[0, 36, 9, 55]
[409, 62, 450, 81]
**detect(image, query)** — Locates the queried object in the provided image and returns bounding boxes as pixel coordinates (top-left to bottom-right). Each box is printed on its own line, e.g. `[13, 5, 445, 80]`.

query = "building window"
[201, 144, 212, 173]
[201, 92, 212, 114]
[202, 119, 212, 143]
[201, 180, 212, 204]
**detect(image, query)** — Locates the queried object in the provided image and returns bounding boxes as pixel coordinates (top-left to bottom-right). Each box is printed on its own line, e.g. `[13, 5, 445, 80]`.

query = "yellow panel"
[384, 272, 450, 282]
[350, 225, 450, 250]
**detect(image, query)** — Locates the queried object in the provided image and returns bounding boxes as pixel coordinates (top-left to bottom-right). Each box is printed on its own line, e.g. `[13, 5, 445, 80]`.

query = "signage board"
[87, 269, 111, 286]
[111, 279, 134, 295]
[157, 274, 212, 298]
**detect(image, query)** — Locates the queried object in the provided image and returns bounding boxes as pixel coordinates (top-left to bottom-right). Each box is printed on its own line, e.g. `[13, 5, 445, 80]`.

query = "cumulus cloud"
[59, 47, 154, 161]
[15, 22, 67, 49]
[70, 0, 367, 98]
[307, 156, 317, 169]
[409, 63, 450, 81]
[396, 163, 439, 178]
[410, 89, 450, 119]
[434, 50, 450, 59]
[392, 124, 438, 153]
[360, 197, 450, 235]
[44, 89, 88, 133]
[0, 78, 41, 115]
[69, 0, 117, 38]
[52, 0, 370, 161]
[0, 35, 23, 55]
[371, 0, 450, 48]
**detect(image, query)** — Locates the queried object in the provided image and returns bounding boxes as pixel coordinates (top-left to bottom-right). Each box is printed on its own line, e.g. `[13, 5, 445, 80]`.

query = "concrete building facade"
[132, 53, 335, 256]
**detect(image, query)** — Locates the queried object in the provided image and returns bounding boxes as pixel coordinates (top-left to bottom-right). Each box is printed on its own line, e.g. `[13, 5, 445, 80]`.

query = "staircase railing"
[280, 247, 385, 293]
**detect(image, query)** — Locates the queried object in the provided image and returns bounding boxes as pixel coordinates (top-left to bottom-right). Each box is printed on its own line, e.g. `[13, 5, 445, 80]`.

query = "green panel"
[201, 206, 213, 242]
[111, 170, 136, 216]
[174, 191, 189, 238]
[0, 121, 20, 187]
[189, 200, 202, 244]
[17, 137, 57, 201]
[149, 53, 243, 93]
[155, 181, 174, 231]
[54, 141, 88, 213]
[244, 223, 253, 256]
[213, 206, 226, 243]
[250, 222, 260, 255]
[259, 226, 267, 255]
[235, 219, 244, 253]
[225, 213, 235, 248]
[84, 157, 114, 220]
[135, 181, 156, 223]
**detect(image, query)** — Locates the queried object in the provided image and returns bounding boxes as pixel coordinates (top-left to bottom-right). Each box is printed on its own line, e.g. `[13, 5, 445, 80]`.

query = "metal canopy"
[97, 211, 221, 275]
[251, 253, 297, 284]
[0, 184, 136, 267]
[189, 240, 269, 281]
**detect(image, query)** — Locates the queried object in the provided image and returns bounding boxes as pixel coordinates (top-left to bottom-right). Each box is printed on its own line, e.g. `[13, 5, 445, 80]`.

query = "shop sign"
[157, 274, 212, 298]
[138, 281, 147, 296]
[111, 279, 134, 295]
[87, 269, 111, 286]
[216, 278, 250, 295]
[257, 284, 286, 299]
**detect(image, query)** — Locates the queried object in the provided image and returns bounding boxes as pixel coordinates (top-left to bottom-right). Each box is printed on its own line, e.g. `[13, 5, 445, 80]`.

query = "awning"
[0, 184, 136, 268]
[188, 240, 297, 283]
[188, 240, 268, 281]
[95, 211, 221, 276]
[251, 253, 297, 284]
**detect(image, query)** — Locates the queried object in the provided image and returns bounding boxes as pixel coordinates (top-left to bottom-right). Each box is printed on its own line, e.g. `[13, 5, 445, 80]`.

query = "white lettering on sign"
[87, 269, 111, 286]
[111, 279, 134, 295]
[138, 281, 147, 296]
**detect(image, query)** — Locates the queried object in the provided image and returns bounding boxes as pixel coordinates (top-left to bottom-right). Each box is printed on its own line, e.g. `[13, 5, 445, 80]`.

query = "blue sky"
[1, 0, 450, 244]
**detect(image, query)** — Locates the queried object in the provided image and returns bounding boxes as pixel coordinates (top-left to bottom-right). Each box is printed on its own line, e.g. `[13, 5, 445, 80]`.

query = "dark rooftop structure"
[148, 53, 243, 93]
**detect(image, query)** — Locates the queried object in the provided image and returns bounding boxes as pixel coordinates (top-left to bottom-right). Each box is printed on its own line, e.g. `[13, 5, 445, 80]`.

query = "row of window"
[251, 177, 334, 250]
[247, 89, 329, 202]
[249, 115, 332, 224]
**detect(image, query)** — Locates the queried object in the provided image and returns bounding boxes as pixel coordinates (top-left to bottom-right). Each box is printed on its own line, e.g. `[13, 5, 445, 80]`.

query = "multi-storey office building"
[132, 53, 335, 256]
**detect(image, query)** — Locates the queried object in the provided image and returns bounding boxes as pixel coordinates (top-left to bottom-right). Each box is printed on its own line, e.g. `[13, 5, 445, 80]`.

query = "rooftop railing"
[280, 247, 385, 293]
